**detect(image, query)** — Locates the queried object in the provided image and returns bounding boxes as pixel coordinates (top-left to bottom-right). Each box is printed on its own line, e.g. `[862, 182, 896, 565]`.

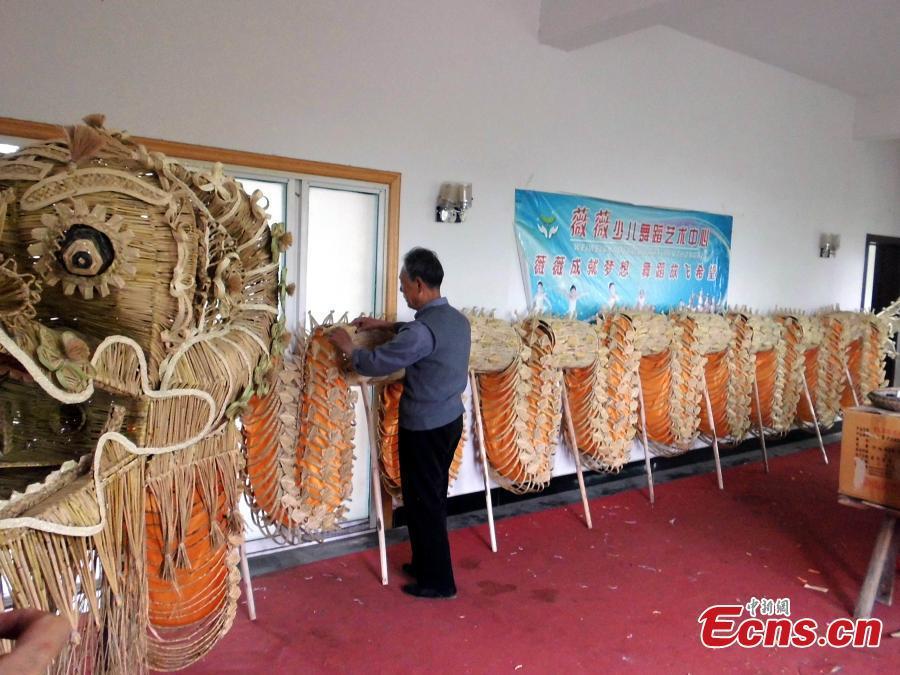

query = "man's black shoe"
[401, 563, 417, 579]
[401, 583, 457, 600]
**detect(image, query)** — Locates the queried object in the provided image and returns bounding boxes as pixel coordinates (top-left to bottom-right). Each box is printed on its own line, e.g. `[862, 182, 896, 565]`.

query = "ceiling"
[538, 0, 900, 140]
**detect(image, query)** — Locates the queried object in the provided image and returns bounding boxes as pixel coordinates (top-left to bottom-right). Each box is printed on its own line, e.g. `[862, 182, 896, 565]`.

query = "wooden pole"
[359, 383, 389, 585]
[800, 372, 829, 465]
[844, 363, 861, 407]
[560, 378, 593, 529]
[636, 378, 655, 505]
[239, 543, 256, 621]
[854, 514, 898, 619]
[752, 372, 770, 474]
[468, 371, 498, 553]
[701, 374, 724, 490]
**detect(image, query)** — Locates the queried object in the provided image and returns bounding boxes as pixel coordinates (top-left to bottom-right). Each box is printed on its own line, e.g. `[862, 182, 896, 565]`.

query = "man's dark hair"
[403, 247, 444, 288]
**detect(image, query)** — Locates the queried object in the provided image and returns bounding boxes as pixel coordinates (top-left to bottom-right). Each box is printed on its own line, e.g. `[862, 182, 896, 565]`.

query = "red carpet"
[182, 444, 900, 674]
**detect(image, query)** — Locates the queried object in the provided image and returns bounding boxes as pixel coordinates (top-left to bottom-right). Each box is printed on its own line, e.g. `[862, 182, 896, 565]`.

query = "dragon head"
[0, 115, 286, 530]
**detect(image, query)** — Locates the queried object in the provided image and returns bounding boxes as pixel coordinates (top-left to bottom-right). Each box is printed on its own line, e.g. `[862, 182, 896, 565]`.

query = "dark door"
[863, 235, 900, 385]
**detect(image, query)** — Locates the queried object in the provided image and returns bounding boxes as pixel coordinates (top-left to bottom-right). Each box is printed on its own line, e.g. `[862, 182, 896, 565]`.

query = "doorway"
[862, 234, 900, 386]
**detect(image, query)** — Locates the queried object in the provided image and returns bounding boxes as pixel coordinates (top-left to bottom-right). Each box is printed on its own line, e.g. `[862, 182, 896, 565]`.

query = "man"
[329, 247, 471, 600]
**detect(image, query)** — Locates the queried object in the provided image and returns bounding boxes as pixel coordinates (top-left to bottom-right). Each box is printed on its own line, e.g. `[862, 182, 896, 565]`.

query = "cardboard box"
[839, 407, 900, 510]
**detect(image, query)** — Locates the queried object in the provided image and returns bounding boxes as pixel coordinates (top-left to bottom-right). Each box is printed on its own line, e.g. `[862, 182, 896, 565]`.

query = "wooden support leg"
[854, 514, 898, 619]
[359, 384, 389, 585]
[801, 372, 829, 465]
[701, 374, 724, 490]
[752, 373, 769, 474]
[560, 378, 593, 529]
[636, 378, 654, 506]
[877, 521, 899, 606]
[468, 371, 498, 553]
[239, 543, 256, 621]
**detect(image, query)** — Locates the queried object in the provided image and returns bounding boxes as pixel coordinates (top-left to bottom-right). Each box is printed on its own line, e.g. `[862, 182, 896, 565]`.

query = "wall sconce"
[819, 233, 840, 258]
[436, 182, 473, 223]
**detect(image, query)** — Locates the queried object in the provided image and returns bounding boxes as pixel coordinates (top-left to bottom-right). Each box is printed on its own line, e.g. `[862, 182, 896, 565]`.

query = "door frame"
[861, 233, 900, 310]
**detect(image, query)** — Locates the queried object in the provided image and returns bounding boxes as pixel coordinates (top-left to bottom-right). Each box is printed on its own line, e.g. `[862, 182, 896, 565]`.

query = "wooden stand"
[359, 383, 389, 585]
[636, 378, 655, 505]
[800, 372, 829, 464]
[560, 379, 593, 529]
[839, 496, 899, 619]
[701, 374, 724, 490]
[239, 543, 257, 621]
[635, 375, 724, 501]
[752, 372, 770, 473]
[844, 364, 861, 407]
[468, 371, 498, 553]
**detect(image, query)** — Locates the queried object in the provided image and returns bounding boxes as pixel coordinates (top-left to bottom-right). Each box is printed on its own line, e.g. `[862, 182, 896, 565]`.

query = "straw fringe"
[144, 423, 243, 670]
[722, 312, 755, 441]
[242, 350, 305, 541]
[563, 321, 618, 471]
[472, 318, 561, 494]
[294, 327, 357, 533]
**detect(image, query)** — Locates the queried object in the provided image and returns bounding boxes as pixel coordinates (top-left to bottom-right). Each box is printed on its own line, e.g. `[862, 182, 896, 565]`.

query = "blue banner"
[515, 189, 732, 319]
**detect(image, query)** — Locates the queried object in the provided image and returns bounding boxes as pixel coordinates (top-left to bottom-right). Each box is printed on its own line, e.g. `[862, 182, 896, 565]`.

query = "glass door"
[302, 184, 385, 524]
[240, 177, 388, 553]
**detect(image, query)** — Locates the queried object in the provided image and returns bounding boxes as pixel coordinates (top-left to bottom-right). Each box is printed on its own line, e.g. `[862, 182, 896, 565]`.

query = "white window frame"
[187, 161, 391, 554]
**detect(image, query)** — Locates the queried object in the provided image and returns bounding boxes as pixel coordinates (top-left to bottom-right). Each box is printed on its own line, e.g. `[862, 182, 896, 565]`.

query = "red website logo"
[698, 599, 882, 649]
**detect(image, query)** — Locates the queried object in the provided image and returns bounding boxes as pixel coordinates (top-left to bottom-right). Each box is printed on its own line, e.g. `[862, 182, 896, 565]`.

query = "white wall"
[3, 0, 898, 313]
[3, 0, 899, 497]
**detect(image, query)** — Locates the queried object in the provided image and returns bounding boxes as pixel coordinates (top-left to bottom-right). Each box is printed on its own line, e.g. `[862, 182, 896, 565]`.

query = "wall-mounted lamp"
[436, 182, 473, 222]
[819, 233, 840, 258]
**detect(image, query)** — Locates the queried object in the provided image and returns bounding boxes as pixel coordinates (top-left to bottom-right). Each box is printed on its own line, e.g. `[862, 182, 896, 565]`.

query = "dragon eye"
[55, 224, 115, 277]
[29, 200, 137, 298]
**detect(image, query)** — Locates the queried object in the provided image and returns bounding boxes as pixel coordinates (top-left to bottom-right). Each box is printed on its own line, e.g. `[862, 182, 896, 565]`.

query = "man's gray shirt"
[352, 297, 471, 430]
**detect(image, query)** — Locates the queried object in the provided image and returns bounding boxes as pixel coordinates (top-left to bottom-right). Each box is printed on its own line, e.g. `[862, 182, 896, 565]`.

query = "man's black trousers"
[398, 415, 463, 593]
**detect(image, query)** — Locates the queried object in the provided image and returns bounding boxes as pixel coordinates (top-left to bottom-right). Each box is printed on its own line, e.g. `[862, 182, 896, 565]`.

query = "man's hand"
[351, 316, 394, 332]
[327, 327, 355, 358]
[0, 609, 72, 675]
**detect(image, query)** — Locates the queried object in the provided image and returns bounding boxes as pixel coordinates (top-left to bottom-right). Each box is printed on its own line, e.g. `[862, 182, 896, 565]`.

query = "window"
[304, 185, 383, 325]
[861, 234, 900, 386]
[225, 172, 389, 548]
[301, 184, 385, 526]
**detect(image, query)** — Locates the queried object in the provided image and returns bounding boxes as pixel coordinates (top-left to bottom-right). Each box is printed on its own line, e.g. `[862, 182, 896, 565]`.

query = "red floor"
[182, 444, 900, 674]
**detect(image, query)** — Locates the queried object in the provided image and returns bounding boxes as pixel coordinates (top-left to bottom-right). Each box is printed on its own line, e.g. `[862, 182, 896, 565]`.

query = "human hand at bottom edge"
[0, 609, 72, 675]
